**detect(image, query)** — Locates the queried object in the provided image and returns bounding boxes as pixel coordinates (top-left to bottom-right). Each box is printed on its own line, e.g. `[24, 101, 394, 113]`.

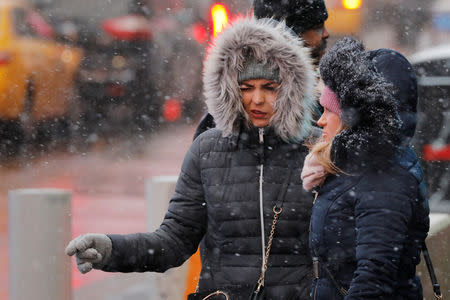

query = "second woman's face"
[240, 78, 280, 128]
[317, 107, 342, 142]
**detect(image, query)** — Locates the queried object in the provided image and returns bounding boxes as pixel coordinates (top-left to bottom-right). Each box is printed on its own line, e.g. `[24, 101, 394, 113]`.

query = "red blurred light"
[423, 144, 450, 161]
[163, 99, 182, 122]
[210, 3, 229, 38]
[107, 84, 125, 97]
[192, 22, 208, 44]
[0, 52, 12, 65]
[102, 15, 152, 41]
[27, 12, 54, 38]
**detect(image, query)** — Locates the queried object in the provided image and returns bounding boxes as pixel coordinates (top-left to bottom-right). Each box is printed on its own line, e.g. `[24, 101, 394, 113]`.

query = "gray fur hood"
[202, 17, 316, 143]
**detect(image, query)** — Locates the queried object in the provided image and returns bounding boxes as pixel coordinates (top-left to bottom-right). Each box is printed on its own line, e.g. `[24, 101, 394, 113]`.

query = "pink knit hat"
[320, 86, 341, 115]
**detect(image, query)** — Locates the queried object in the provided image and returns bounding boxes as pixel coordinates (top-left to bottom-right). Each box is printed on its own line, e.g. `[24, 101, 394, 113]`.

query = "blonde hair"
[306, 122, 348, 175]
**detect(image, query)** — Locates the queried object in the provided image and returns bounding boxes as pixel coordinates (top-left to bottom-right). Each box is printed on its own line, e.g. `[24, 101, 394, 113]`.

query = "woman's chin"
[251, 119, 269, 128]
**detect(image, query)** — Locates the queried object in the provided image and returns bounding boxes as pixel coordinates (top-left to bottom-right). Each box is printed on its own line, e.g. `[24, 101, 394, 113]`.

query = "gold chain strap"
[255, 206, 283, 292]
[202, 290, 229, 300]
[198, 206, 283, 299]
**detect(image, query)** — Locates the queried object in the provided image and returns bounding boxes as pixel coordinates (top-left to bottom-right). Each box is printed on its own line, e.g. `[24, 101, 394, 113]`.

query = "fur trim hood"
[203, 17, 316, 143]
[319, 37, 402, 168]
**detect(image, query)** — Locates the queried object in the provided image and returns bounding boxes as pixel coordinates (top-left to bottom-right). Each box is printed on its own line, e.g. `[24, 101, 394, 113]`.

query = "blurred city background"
[0, 0, 449, 299]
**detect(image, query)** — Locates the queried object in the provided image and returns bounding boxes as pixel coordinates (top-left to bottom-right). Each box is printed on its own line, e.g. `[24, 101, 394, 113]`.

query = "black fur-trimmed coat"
[309, 38, 429, 300]
[101, 17, 317, 299]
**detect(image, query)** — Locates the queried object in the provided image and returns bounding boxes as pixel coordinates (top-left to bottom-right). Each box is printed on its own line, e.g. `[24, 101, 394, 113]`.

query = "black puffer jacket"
[106, 127, 314, 299]
[102, 17, 318, 299]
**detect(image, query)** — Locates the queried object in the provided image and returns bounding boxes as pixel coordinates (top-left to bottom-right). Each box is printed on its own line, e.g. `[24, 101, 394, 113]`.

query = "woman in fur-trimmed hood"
[203, 16, 316, 142]
[65, 17, 318, 300]
[302, 37, 429, 300]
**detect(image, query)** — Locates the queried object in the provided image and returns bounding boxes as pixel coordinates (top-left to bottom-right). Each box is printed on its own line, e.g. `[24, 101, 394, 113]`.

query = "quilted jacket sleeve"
[102, 137, 207, 273]
[345, 187, 413, 299]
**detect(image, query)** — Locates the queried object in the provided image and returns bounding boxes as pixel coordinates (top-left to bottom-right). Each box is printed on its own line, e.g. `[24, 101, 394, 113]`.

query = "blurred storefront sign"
[411, 44, 450, 213]
[433, 13, 450, 31]
[431, 0, 450, 33]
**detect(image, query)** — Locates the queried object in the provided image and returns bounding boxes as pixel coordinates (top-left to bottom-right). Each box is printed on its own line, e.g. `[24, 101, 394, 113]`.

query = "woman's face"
[240, 78, 280, 128]
[317, 107, 342, 142]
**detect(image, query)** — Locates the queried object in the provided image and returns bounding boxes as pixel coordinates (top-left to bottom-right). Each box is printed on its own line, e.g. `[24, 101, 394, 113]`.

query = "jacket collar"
[239, 125, 283, 148]
[318, 172, 362, 198]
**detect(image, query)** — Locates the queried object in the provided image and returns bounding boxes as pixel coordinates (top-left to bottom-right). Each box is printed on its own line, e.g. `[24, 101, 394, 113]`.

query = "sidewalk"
[1, 125, 196, 300]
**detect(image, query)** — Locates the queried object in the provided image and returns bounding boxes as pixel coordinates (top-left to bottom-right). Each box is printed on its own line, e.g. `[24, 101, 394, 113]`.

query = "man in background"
[253, 0, 329, 64]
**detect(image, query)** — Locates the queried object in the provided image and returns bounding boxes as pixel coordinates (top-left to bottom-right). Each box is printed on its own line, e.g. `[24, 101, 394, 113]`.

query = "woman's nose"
[252, 89, 265, 105]
[317, 113, 326, 127]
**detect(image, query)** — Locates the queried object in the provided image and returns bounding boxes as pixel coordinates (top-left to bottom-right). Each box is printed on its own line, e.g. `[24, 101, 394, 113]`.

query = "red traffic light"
[210, 3, 229, 38]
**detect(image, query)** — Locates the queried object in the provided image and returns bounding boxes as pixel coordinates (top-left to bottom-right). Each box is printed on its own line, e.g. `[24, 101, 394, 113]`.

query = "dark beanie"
[253, 0, 328, 33]
[368, 49, 418, 139]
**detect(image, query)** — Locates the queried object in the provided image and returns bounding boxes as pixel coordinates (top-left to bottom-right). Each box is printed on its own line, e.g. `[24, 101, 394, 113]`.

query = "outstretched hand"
[65, 233, 112, 274]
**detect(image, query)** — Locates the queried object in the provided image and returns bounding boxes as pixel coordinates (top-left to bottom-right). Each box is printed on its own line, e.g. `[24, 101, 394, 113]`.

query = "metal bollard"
[9, 189, 72, 300]
[146, 176, 178, 231]
[147, 176, 192, 300]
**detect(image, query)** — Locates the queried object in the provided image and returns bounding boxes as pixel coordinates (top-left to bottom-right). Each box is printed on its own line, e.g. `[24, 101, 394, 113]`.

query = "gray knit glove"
[65, 233, 112, 274]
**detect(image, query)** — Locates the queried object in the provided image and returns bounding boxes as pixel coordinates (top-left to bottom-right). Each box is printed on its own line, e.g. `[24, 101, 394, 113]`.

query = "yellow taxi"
[0, 0, 82, 135]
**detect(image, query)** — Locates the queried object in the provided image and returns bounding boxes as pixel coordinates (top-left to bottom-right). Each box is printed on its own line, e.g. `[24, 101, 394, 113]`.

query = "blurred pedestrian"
[302, 37, 429, 299]
[193, 0, 329, 139]
[368, 47, 430, 207]
[66, 16, 318, 299]
[253, 0, 329, 64]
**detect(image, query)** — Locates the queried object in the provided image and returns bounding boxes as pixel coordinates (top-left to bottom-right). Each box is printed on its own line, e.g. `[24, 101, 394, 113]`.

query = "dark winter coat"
[308, 38, 429, 300]
[371, 49, 430, 287]
[309, 161, 428, 300]
[102, 18, 318, 299]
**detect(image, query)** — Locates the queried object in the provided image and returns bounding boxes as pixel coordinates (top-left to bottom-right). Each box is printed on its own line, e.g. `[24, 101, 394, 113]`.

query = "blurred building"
[30, 0, 252, 21]
[30, 0, 129, 20]
[417, 0, 450, 49]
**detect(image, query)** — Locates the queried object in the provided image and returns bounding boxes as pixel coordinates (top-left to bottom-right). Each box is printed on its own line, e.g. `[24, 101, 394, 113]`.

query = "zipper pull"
[259, 128, 265, 144]
[312, 256, 319, 279]
[258, 128, 265, 164]
[312, 190, 319, 204]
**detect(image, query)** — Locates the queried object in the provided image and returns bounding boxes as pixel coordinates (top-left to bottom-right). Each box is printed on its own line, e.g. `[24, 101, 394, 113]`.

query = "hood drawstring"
[258, 128, 266, 278]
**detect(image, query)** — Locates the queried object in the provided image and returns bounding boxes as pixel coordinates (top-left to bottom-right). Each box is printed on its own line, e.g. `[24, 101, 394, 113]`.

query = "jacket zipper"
[312, 257, 319, 300]
[309, 189, 319, 232]
[311, 188, 319, 300]
[312, 190, 319, 204]
[258, 128, 266, 277]
[313, 280, 318, 300]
